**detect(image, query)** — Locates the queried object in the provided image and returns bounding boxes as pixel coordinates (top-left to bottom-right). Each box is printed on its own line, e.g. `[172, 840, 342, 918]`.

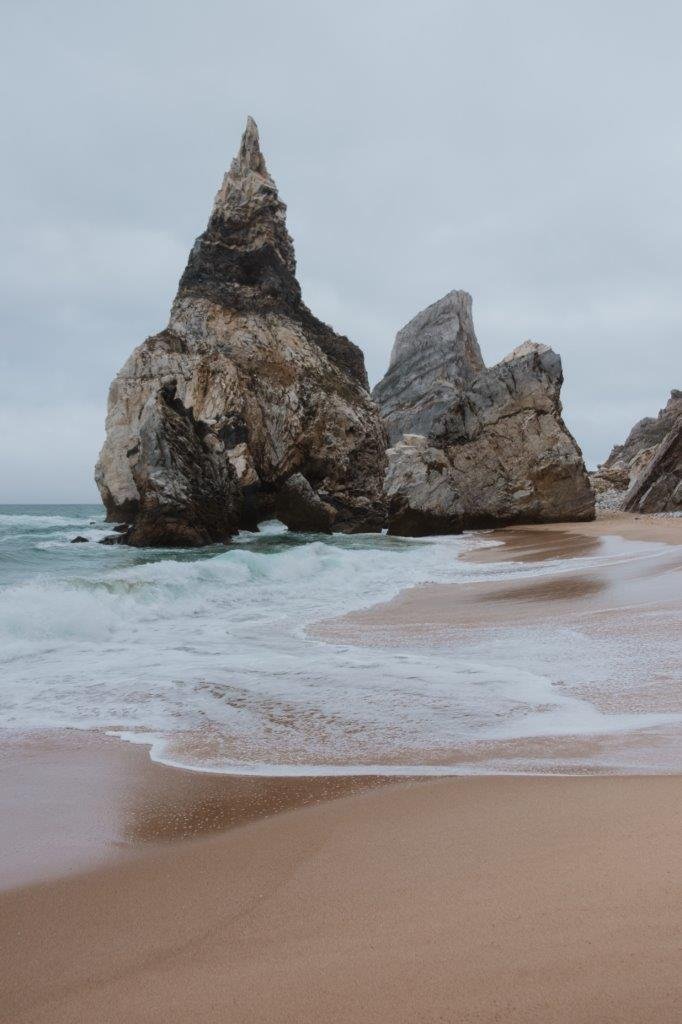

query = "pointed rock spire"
[211, 115, 282, 223]
[232, 115, 268, 176]
[172, 115, 369, 386]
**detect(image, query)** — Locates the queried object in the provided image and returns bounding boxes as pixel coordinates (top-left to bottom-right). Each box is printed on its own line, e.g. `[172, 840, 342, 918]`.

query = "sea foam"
[0, 506, 679, 775]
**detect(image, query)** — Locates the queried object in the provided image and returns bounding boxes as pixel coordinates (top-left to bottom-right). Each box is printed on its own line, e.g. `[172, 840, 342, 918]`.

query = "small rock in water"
[70, 536, 89, 543]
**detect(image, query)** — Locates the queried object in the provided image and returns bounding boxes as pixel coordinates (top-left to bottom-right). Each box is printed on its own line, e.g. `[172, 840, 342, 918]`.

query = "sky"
[1, 0, 681, 501]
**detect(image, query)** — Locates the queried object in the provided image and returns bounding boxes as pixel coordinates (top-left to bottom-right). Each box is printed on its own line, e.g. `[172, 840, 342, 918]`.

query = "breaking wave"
[0, 504, 679, 775]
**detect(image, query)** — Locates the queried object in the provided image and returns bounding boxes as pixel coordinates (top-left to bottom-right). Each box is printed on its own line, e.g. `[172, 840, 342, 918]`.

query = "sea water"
[0, 504, 679, 774]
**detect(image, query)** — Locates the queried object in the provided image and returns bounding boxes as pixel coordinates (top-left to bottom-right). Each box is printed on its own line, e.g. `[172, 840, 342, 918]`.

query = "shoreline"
[2, 513, 681, 1022]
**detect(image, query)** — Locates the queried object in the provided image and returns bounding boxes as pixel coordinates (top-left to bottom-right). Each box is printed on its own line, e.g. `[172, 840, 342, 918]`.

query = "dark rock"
[275, 473, 336, 533]
[70, 536, 89, 543]
[123, 383, 242, 548]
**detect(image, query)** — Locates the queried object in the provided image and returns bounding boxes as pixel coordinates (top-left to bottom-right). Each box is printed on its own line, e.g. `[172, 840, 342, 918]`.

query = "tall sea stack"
[96, 118, 387, 544]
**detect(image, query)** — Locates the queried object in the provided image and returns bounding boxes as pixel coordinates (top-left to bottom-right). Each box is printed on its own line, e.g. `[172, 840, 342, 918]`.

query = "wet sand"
[1, 770, 681, 1024]
[0, 729, 381, 891]
[1, 514, 681, 1023]
[316, 512, 682, 639]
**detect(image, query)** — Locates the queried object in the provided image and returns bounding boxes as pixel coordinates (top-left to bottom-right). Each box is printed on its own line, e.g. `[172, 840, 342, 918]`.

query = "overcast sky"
[1, 0, 681, 502]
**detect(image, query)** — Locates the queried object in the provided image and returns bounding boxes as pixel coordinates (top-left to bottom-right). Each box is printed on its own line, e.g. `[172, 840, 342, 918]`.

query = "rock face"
[124, 382, 243, 547]
[373, 291, 484, 445]
[383, 435, 463, 536]
[373, 295, 595, 534]
[275, 473, 336, 534]
[599, 390, 682, 514]
[623, 419, 682, 513]
[593, 390, 682, 505]
[96, 118, 387, 544]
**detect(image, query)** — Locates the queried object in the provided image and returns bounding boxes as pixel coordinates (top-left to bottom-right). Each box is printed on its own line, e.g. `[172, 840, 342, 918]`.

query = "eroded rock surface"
[623, 406, 682, 513]
[592, 390, 682, 508]
[96, 118, 386, 543]
[374, 294, 594, 534]
[124, 382, 243, 547]
[275, 473, 336, 533]
[373, 290, 484, 445]
[383, 435, 463, 536]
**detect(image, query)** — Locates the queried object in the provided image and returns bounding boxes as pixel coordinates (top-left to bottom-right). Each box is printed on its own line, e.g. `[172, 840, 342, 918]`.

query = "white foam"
[1, 519, 680, 774]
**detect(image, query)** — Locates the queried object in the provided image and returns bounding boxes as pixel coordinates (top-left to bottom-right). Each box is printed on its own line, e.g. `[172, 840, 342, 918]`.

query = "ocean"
[0, 504, 679, 775]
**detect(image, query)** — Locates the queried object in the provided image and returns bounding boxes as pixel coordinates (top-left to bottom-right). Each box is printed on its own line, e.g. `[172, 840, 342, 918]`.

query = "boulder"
[95, 117, 387, 544]
[275, 473, 336, 533]
[374, 294, 594, 535]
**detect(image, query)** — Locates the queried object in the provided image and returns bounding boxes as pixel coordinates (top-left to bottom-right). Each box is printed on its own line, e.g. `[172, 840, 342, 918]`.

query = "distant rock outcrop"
[623, 418, 682, 513]
[592, 390, 682, 509]
[96, 118, 387, 544]
[373, 294, 595, 534]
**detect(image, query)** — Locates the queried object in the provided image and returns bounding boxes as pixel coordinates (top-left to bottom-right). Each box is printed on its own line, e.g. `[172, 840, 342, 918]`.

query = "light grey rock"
[384, 436, 463, 536]
[373, 290, 484, 444]
[375, 294, 594, 535]
[96, 118, 387, 543]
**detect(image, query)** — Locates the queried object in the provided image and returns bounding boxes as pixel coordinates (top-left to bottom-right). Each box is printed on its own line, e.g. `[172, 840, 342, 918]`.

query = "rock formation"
[275, 473, 336, 533]
[593, 390, 682, 514]
[373, 294, 595, 534]
[592, 390, 682, 507]
[623, 417, 682, 513]
[96, 118, 387, 544]
[124, 382, 243, 547]
[373, 290, 484, 445]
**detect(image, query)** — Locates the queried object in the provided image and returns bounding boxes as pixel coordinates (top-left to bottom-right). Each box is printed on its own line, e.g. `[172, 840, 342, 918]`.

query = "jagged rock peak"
[173, 116, 368, 384]
[212, 116, 280, 217]
[95, 117, 387, 543]
[232, 115, 267, 176]
[375, 291, 594, 534]
[374, 290, 485, 445]
[388, 290, 483, 373]
[199, 115, 296, 276]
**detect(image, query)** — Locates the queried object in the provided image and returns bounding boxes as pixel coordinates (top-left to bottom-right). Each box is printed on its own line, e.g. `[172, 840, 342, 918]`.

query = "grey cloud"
[1, 0, 681, 500]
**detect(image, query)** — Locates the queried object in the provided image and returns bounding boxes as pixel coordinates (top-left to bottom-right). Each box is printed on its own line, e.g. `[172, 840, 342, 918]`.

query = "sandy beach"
[1, 515, 681, 1023]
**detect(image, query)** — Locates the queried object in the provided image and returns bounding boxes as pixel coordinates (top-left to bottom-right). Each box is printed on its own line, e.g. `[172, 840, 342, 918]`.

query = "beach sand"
[1, 514, 681, 1023]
